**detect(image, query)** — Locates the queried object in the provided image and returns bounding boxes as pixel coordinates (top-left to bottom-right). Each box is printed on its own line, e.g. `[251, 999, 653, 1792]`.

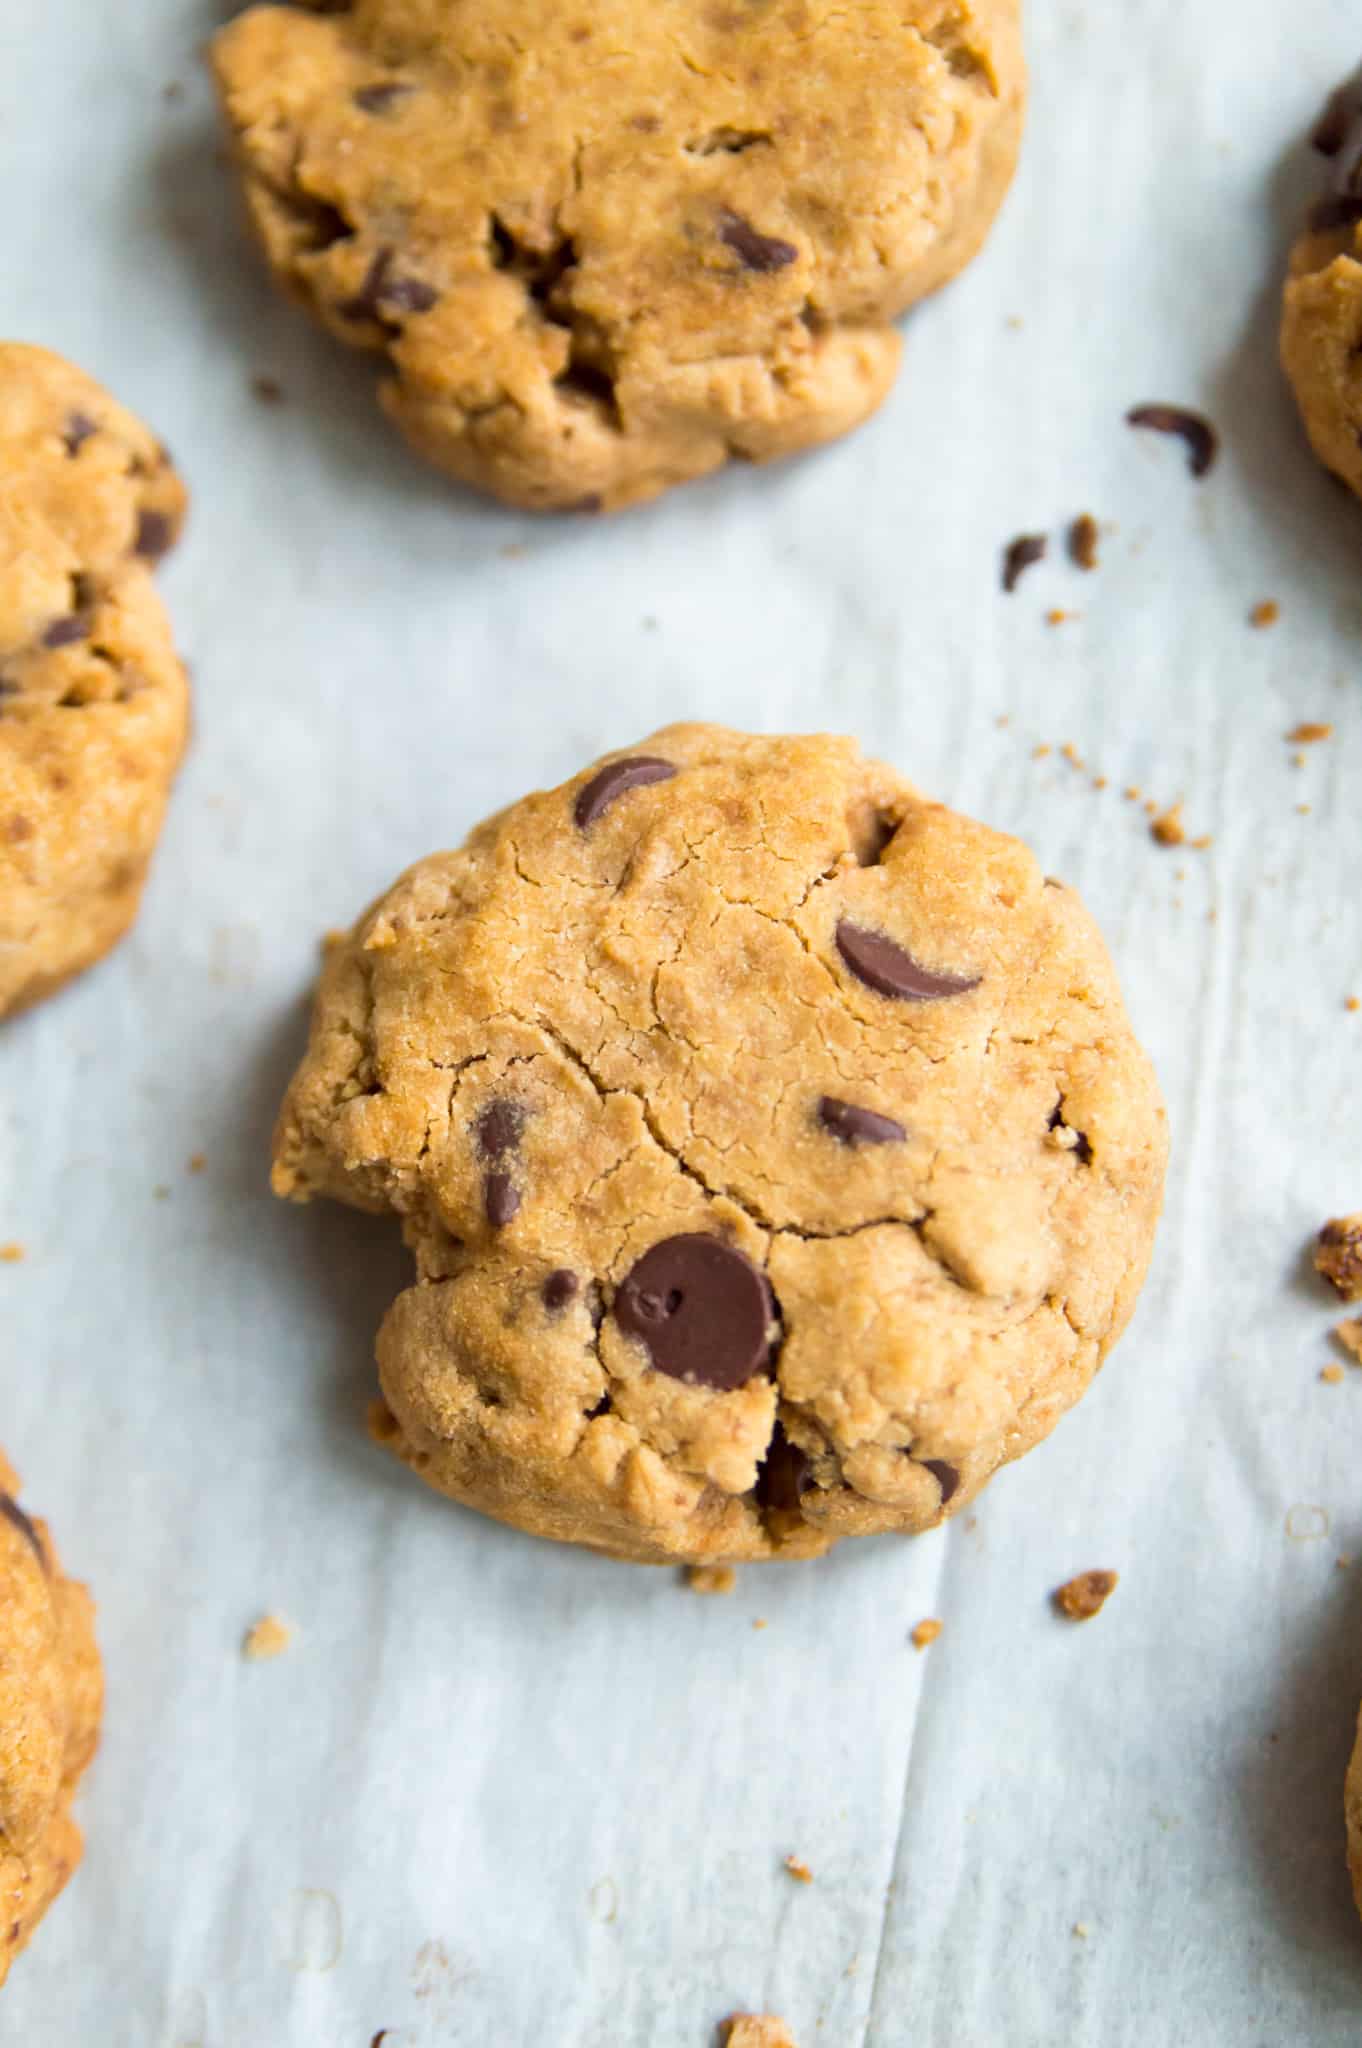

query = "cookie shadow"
[1208, 131, 1362, 621]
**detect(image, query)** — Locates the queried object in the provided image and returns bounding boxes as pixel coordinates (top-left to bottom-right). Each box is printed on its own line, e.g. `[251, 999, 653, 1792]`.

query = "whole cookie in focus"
[0, 345, 189, 1017]
[0, 1451, 102, 1987]
[273, 726, 1166, 1566]
[1281, 64, 1362, 499]
[211, 0, 1024, 512]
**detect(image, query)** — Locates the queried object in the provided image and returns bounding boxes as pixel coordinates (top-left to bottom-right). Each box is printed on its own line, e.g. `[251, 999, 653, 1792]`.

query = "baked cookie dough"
[0, 345, 189, 1018]
[0, 1452, 101, 1987]
[273, 726, 1166, 1565]
[1281, 63, 1362, 500]
[211, 0, 1025, 512]
[1349, 1702, 1362, 1922]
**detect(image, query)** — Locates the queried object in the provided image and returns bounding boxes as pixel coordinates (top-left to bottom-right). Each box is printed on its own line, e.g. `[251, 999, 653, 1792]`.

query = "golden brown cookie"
[211, 0, 1025, 512]
[1348, 1701, 1362, 1923]
[273, 726, 1167, 1566]
[1281, 65, 1362, 499]
[0, 345, 189, 1018]
[0, 1452, 102, 1988]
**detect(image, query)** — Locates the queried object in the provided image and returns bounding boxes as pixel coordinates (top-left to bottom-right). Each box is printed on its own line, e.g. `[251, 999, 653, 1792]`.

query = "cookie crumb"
[910, 1617, 943, 1650]
[1287, 721, 1332, 744]
[1093, 775, 1108, 790]
[1315, 1215, 1362, 1302]
[1123, 785, 1142, 802]
[995, 714, 1010, 728]
[1321, 1363, 1346, 1385]
[752, 1618, 768, 1630]
[1002, 533, 1047, 593]
[1072, 1922, 1091, 1940]
[722, 2017, 798, 2048]
[1334, 1319, 1362, 1363]
[1067, 513, 1100, 571]
[1060, 742, 1084, 768]
[783, 1854, 813, 1884]
[0, 1242, 24, 1263]
[1150, 803, 1185, 847]
[1032, 743, 1051, 760]
[162, 80, 185, 104]
[1346, 997, 1359, 1013]
[1297, 803, 1313, 815]
[1249, 600, 1280, 629]
[1046, 608, 1072, 627]
[1285, 1504, 1329, 1542]
[251, 374, 284, 404]
[686, 1563, 735, 1595]
[242, 1614, 292, 1661]
[1053, 1570, 1118, 1621]
[187, 1152, 206, 1175]
[1339, 1554, 1355, 1571]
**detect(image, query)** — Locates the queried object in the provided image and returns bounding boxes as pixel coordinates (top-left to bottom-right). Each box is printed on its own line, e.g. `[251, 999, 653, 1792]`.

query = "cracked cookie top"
[0, 344, 189, 1017]
[1281, 62, 1362, 501]
[0, 1451, 101, 1987]
[212, 0, 1025, 510]
[274, 725, 1166, 1563]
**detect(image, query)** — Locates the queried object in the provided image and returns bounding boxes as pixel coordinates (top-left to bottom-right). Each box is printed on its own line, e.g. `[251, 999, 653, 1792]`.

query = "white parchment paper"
[5, 2, 1362, 2041]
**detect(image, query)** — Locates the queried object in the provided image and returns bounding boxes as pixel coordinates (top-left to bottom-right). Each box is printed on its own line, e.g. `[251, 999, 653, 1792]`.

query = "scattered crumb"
[1321, 1363, 1346, 1385]
[187, 1153, 206, 1175]
[1006, 314, 1024, 331]
[1339, 1555, 1355, 1571]
[1068, 513, 1100, 571]
[1347, 997, 1359, 1013]
[251, 374, 284, 404]
[1060, 742, 1084, 767]
[783, 1854, 814, 1885]
[1292, 752, 1307, 769]
[1285, 1504, 1329, 1542]
[152, 1185, 171, 1201]
[1297, 804, 1312, 815]
[1249, 601, 1280, 629]
[162, 80, 184, 104]
[1150, 803, 1185, 847]
[242, 1614, 292, 1661]
[1334, 1320, 1362, 1363]
[910, 1617, 943, 1651]
[1093, 775, 1108, 790]
[1053, 1570, 1118, 1621]
[1315, 1216, 1362, 1302]
[500, 541, 526, 559]
[1287, 722, 1332, 744]
[722, 2017, 798, 2048]
[1032, 743, 1052, 760]
[1143, 797, 1159, 816]
[1046, 608, 1073, 627]
[371, 2033, 389, 2048]
[752, 1618, 768, 1631]
[995, 714, 1010, 728]
[1124, 785, 1142, 802]
[0, 1243, 24, 1263]
[686, 1563, 735, 1595]
[1002, 532, 1047, 593]
[1189, 834, 1213, 851]
[1072, 1922, 1091, 1940]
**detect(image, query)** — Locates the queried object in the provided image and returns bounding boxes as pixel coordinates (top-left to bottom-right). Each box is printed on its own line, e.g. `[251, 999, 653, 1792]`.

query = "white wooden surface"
[4, 2, 1362, 2041]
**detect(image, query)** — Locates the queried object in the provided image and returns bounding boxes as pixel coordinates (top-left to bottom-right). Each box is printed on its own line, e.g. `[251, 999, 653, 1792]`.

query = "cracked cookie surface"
[1282, 63, 1362, 499]
[273, 725, 1166, 1564]
[211, 0, 1024, 512]
[0, 1450, 102, 1988]
[0, 344, 189, 1018]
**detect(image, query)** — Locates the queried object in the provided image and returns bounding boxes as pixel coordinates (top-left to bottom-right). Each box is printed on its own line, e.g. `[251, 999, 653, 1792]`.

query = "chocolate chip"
[919, 1458, 959, 1504]
[1313, 69, 1362, 155]
[42, 614, 89, 649]
[353, 81, 412, 114]
[63, 411, 97, 456]
[817, 1095, 907, 1145]
[718, 209, 798, 272]
[484, 1171, 521, 1228]
[835, 920, 980, 1003]
[614, 1234, 772, 1390]
[755, 1425, 812, 1512]
[1067, 513, 1100, 572]
[382, 274, 439, 314]
[1126, 404, 1218, 479]
[543, 1268, 579, 1311]
[134, 508, 174, 560]
[476, 1098, 524, 1159]
[573, 754, 677, 830]
[1001, 532, 1047, 592]
[0, 1493, 41, 1561]
[340, 248, 439, 321]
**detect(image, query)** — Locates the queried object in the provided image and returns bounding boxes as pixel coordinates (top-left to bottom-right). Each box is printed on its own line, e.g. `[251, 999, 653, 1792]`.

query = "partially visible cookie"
[1281, 65, 1362, 499]
[273, 725, 1167, 1567]
[722, 2018, 798, 2048]
[0, 344, 189, 1018]
[1348, 1701, 1362, 1923]
[0, 1451, 102, 1988]
[211, 0, 1025, 512]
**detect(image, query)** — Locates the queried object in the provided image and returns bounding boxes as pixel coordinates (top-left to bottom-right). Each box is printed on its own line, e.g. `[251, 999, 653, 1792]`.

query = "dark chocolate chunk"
[476, 1098, 524, 1159]
[340, 248, 439, 321]
[382, 274, 439, 313]
[614, 1234, 772, 1390]
[1001, 532, 1046, 592]
[353, 81, 412, 114]
[484, 1171, 521, 1228]
[835, 919, 980, 1003]
[0, 1492, 42, 1561]
[573, 754, 677, 830]
[755, 1425, 812, 1513]
[919, 1458, 959, 1504]
[542, 1268, 579, 1311]
[42, 614, 89, 650]
[134, 508, 174, 560]
[1126, 404, 1218, 479]
[718, 209, 798, 273]
[817, 1095, 907, 1146]
[1067, 513, 1100, 571]
[63, 411, 97, 456]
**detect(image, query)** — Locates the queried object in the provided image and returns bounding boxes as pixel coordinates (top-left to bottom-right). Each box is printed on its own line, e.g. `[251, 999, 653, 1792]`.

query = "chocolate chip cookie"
[273, 726, 1166, 1565]
[211, 0, 1024, 512]
[1349, 1701, 1362, 1922]
[1281, 64, 1362, 500]
[0, 345, 189, 1018]
[0, 1451, 101, 1987]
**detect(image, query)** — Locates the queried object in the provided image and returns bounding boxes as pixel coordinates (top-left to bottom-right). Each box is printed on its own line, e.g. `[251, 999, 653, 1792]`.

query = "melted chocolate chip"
[615, 1234, 772, 1390]
[718, 209, 798, 273]
[1310, 193, 1362, 233]
[134, 508, 174, 560]
[835, 920, 980, 1003]
[484, 1171, 521, 1228]
[543, 1268, 579, 1311]
[476, 1098, 524, 1159]
[0, 1493, 41, 1561]
[920, 1458, 960, 1504]
[573, 754, 677, 830]
[353, 81, 412, 114]
[755, 1426, 812, 1513]
[817, 1095, 906, 1145]
[42, 614, 89, 649]
[1313, 68, 1362, 155]
[1001, 532, 1047, 592]
[340, 248, 439, 321]
[63, 411, 97, 456]
[1126, 404, 1218, 479]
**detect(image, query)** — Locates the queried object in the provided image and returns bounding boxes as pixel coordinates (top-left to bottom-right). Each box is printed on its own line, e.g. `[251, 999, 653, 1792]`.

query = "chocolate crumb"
[134, 509, 174, 560]
[1068, 513, 1100, 570]
[1316, 1215, 1362, 1302]
[910, 1617, 942, 1650]
[1002, 532, 1047, 593]
[251, 374, 284, 404]
[1126, 403, 1218, 478]
[1053, 1569, 1118, 1621]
